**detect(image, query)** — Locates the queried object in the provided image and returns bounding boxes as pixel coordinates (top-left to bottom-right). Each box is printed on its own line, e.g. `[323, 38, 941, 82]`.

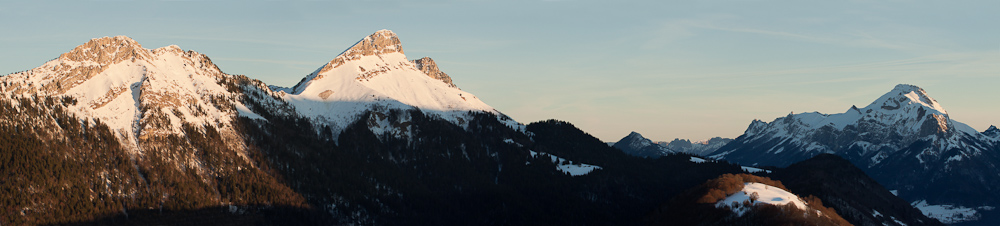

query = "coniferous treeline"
[0, 95, 137, 224]
[0, 92, 319, 225]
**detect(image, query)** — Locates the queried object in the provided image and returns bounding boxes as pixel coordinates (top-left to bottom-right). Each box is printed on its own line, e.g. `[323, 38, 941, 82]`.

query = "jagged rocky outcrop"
[412, 57, 457, 88]
[710, 84, 1000, 224]
[983, 125, 1000, 140]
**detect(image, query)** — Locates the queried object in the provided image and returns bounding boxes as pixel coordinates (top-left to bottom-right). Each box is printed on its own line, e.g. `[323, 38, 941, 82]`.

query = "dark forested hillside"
[646, 154, 945, 226]
[770, 154, 944, 226]
[0, 95, 316, 225]
[231, 116, 750, 225]
[1, 99, 942, 226]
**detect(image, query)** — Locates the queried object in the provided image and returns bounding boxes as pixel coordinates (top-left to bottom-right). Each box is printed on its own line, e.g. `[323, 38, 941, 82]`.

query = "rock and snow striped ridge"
[0, 36, 245, 155]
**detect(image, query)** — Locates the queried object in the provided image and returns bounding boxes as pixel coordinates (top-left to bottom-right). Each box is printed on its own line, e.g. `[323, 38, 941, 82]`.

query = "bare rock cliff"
[412, 57, 457, 88]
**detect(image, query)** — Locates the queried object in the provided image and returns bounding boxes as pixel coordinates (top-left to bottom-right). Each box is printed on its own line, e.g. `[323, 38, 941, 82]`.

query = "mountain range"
[709, 84, 1000, 225]
[612, 132, 732, 157]
[0, 30, 961, 225]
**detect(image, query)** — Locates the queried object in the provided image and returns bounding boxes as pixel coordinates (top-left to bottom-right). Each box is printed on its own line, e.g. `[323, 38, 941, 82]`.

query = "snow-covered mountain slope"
[709, 84, 1000, 224]
[0, 36, 316, 224]
[0, 36, 247, 156]
[0, 30, 525, 181]
[611, 131, 674, 158]
[271, 30, 519, 139]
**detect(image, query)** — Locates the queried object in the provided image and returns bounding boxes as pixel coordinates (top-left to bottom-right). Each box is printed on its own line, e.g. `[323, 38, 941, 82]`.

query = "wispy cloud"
[690, 51, 997, 80]
[644, 16, 941, 52]
[214, 57, 319, 66]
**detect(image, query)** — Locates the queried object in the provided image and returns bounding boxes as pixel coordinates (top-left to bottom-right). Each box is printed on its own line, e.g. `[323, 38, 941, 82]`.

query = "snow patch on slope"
[689, 156, 708, 163]
[715, 182, 809, 216]
[740, 166, 771, 174]
[529, 151, 601, 176]
[911, 200, 994, 224]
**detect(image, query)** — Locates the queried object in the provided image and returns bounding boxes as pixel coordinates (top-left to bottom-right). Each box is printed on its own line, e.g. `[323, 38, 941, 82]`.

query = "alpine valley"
[0, 30, 956, 226]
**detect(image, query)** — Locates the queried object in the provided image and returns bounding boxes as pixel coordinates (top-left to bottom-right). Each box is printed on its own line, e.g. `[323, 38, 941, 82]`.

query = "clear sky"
[1, 0, 998, 142]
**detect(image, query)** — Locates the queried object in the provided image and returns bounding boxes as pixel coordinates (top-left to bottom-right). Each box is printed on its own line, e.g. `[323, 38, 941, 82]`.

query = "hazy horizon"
[2, 0, 997, 142]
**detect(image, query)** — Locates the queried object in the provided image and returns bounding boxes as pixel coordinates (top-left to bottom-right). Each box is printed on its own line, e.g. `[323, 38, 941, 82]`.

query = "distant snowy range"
[0, 30, 993, 225]
[611, 84, 1000, 225]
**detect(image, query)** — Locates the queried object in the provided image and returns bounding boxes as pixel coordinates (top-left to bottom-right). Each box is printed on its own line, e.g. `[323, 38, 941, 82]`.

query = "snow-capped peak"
[741, 84, 967, 139]
[865, 84, 947, 115]
[292, 30, 403, 93]
[278, 30, 520, 139]
[716, 84, 988, 167]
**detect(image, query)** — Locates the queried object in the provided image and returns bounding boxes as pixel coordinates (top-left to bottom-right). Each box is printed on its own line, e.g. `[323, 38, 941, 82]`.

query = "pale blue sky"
[1, 0, 997, 142]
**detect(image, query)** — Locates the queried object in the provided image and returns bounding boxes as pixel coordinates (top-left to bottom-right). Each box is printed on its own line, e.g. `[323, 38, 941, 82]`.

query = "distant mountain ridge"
[612, 131, 674, 158]
[710, 84, 1000, 224]
[611, 131, 731, 157]
[663, 137, 733, 156]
